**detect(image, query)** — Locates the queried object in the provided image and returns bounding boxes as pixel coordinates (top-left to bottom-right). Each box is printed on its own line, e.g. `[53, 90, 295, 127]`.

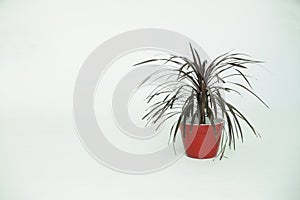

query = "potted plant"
[134, 44, 268, 159]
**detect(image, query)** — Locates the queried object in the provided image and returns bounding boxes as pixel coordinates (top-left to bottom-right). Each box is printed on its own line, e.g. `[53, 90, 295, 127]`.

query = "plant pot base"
[186, 155, 215, 159]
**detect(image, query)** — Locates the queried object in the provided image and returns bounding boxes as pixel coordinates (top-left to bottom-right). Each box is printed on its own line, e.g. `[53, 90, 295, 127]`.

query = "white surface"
[1, 0, 300, 199]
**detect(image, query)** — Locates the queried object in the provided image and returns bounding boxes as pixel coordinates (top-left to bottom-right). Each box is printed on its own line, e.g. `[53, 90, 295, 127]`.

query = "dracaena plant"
[134, 44, 268, 158]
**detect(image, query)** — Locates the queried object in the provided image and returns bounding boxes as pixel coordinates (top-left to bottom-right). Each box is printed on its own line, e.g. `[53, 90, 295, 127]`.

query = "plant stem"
[201, 80, 206, 124]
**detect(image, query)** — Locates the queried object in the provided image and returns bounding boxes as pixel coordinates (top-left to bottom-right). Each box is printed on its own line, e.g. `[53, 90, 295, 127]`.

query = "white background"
[1, 0, 300, 199]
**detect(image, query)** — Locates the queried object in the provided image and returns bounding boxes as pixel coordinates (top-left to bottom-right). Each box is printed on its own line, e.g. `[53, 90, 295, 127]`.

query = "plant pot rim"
[183, 119, 224, 127]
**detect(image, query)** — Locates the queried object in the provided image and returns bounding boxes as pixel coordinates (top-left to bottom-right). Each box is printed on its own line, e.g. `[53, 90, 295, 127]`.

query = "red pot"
[180, 122, 223, 159]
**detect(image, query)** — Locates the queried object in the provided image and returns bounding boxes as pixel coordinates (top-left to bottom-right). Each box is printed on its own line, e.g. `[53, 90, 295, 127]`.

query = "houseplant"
[134, 44, 268, 159]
